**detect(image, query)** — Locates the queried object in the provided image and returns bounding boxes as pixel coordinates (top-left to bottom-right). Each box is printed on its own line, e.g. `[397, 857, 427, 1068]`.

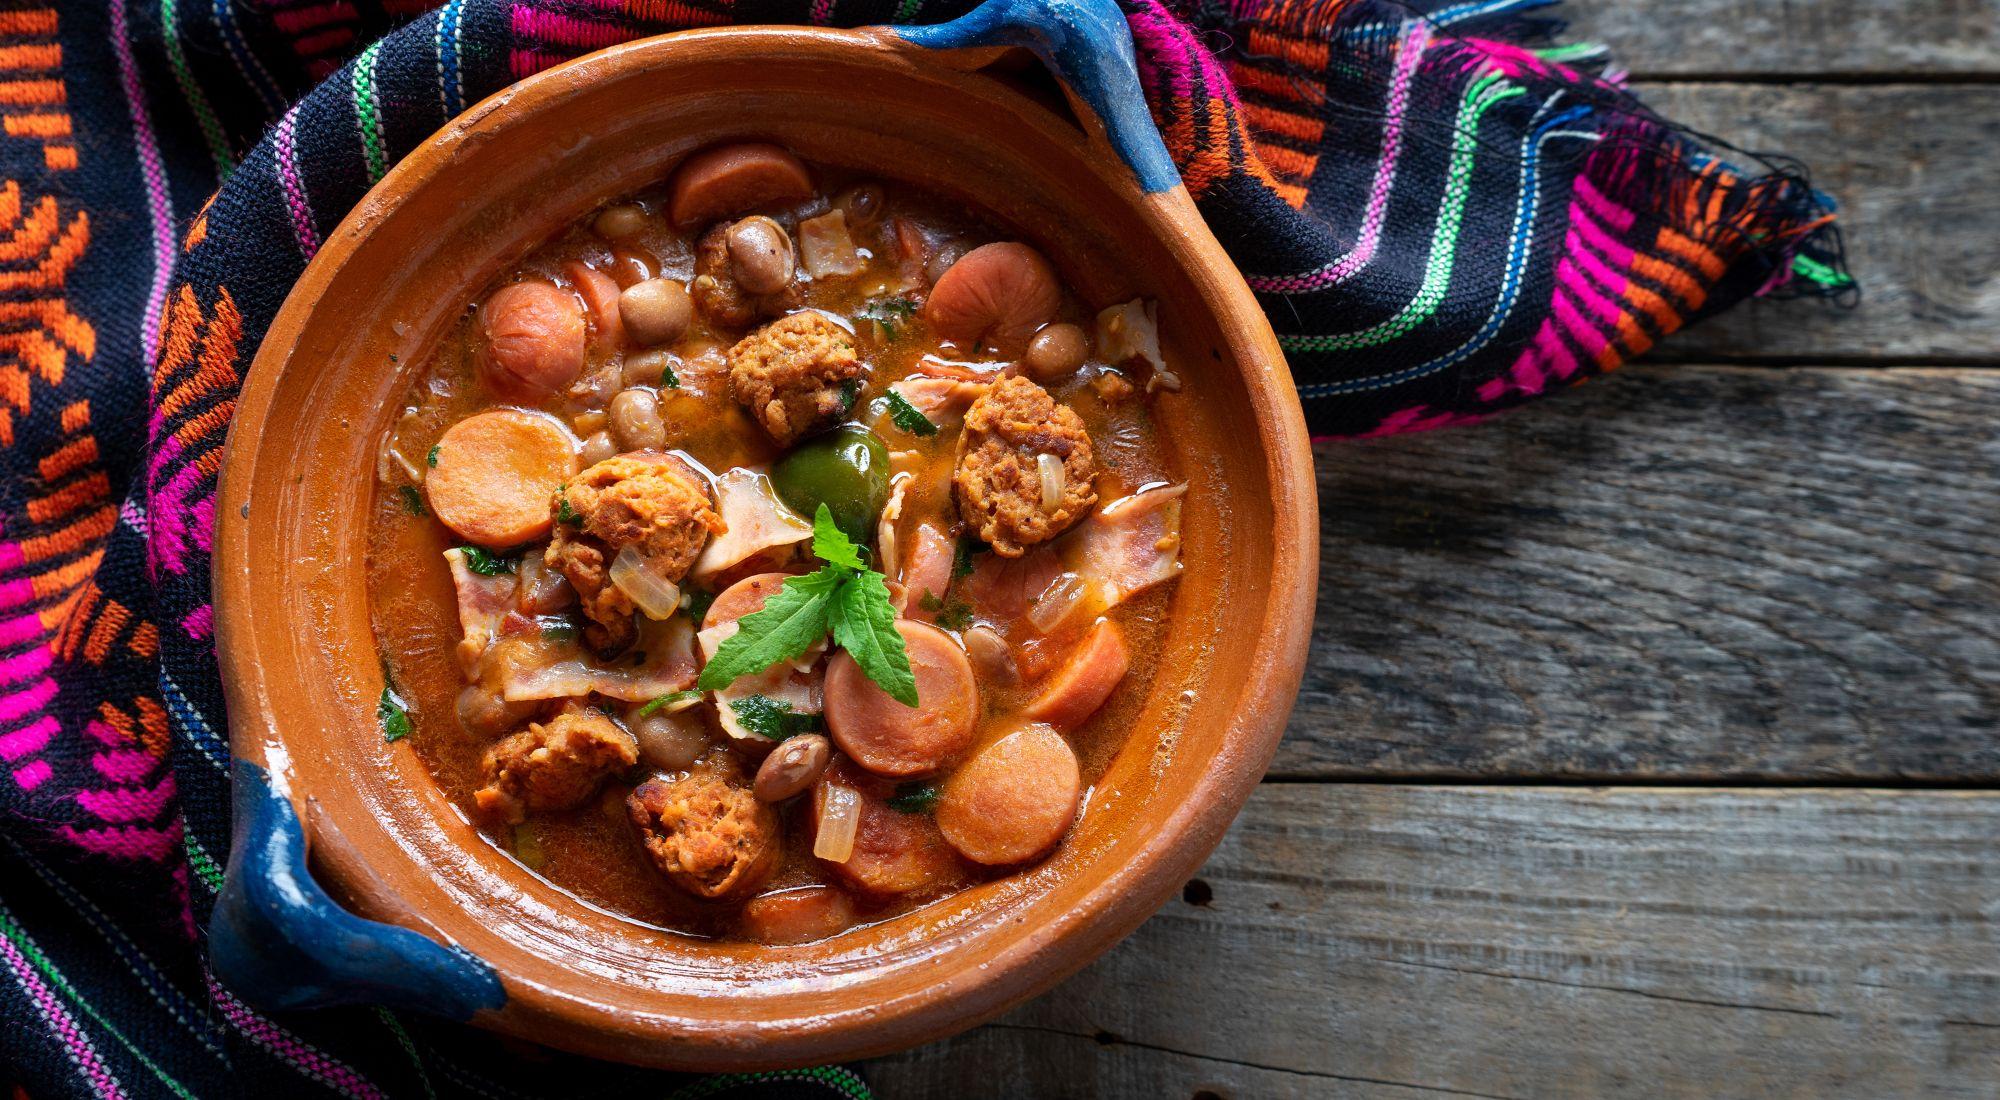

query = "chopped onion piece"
[1027, 571, 1090, 634]
[1037, 452, 1065, 512]
[799, 210, 864, 278]
[814, 783, 862, 863]
[609, 545, 683, 621]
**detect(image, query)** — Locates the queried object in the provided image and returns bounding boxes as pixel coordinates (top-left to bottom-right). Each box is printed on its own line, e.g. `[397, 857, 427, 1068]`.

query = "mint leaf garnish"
[729, 695, 822, 740]
[884, 390, 938, 437]
[831, 568, 917, 706]
[811, 503, 868, 571]
[697, 567, 842, 691]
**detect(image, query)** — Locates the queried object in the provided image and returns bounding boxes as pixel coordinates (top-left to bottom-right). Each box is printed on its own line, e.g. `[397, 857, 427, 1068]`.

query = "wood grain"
[1566, 0, 2000, 77]
[1283, 365, 2000, 781]
[1632, 84, 2000, 363]
[864, 786, 2000, 1099]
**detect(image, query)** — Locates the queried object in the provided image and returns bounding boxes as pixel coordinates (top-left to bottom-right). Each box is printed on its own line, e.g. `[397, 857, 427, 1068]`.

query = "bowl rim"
[215, 23, 1318, 1067]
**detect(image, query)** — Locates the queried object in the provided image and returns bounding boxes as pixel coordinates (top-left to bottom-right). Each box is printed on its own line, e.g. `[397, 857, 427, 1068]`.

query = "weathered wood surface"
[1566, 0, 2000, 78]
[865, 786, 2000, 1098]
[1283, 364, 2000, 781]
[1633, 84, 2000, 363]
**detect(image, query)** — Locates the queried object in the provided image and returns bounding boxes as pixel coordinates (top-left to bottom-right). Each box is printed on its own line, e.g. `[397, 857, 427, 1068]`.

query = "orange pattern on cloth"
[0, 9, 72, 171]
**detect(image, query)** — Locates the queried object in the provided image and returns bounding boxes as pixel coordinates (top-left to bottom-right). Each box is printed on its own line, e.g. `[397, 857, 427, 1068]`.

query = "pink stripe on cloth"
[0, 714, 58, 761]
[207, 973, 386, 1100]
[273, 106, 320, 258]
[1569, 194, 1638, 267]
[1549, 283, 1608, 378]
[94, 747, 159, 784]
[0, 642, 52, 687]
[55, 822, 181, 862]
[1574, 172, 1636, 233]
[0, 917, 129, 1098]
[0, 677, 59, 724]
[76, 778, 176, 824]
[1564, 224, 1632, 299]
[1245, 20, 1433, 293]
[13, 759, 51, 790]
[0, 611, 47, 648]
[107, 0, 176, 369]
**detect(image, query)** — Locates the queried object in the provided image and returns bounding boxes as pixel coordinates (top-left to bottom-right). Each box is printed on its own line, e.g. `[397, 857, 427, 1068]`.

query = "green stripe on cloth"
[160, 0, 234, 180]
[1281, 73, 1527, 353]
[353, 41, 388, 185]
[669, 1067, 874, 1100]
[0, 901, 201, 1100]
[1793, 252, 1855, 288]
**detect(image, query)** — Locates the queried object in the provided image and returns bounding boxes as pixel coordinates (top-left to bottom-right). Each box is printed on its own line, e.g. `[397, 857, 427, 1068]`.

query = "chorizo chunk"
[690, 222, 803, 329]
[627, 756, 781, 899]
[953, 375, 1097, 556]
[726, 311, 866, 446]
[545, 453, 722, 654]
[474, 707, 637, 825]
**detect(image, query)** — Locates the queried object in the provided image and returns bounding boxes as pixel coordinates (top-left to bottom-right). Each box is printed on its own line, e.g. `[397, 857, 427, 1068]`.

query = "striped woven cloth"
[0, 0, 1845, 1097]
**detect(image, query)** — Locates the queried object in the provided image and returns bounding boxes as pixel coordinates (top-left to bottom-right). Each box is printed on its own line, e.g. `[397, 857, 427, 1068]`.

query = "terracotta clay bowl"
[213, 6, 1316, 1071]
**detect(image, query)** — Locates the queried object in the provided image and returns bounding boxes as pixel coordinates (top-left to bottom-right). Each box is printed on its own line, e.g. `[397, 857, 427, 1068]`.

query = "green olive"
[771, 426, 889, 544]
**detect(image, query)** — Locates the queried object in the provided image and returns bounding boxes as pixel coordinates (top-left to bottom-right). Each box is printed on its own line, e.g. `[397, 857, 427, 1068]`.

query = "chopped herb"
[458, 546, 517, 576]
[396, 485, 427, 517]
[838, 378, 863, 410]
[918, 591, 944, 612]
[887, 783, 940, 814]
[934, 599, 973, 632]
[860, 297, 917, 341]
[555, 485, 582, 526]
[377, 686, 411, 742]
[952, 538, 980, 579]
[683, 587, 715, 623]
[699, 505, 918, 705]
[426, 444, 440, 468]
[660, 361, 680, 388]
[729, 695, 822, 740]
[636, 689, 700, 718]
[884, 390, 939, 437]
[539, 622, 577, 643]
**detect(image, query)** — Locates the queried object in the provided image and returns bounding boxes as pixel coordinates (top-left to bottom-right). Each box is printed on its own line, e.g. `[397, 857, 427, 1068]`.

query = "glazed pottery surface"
[215, 19, 1316, 1069]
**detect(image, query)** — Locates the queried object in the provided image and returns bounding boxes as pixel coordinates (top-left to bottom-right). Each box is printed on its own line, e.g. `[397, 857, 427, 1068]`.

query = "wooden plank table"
[865, 1, 2000, 1093]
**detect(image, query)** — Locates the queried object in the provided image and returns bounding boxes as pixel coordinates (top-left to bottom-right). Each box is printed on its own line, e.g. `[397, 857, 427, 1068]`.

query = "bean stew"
[367, 142, 1188, 944]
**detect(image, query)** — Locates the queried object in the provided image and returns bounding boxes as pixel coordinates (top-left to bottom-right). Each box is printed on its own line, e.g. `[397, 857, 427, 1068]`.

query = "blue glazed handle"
[897, 0, 1180, 193]
[210, 759, 506, 1017]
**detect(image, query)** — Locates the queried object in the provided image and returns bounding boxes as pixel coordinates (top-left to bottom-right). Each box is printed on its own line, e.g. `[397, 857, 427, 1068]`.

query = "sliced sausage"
[923, 242, 1062, 354]
[561, 260, 624, 349]
[740, 885, 855, 945]
[667, 142, 814, 229]
[895, 524, 956, 620]
[824, 620, 978, 777]
[936, 724, 1080, 865]
[812, 759, 962, 897]
[427, 409, 578, 548]
[1024, 618, 1130, 729]
[703, 571, 795, 630]
[476, 280, 587, 399]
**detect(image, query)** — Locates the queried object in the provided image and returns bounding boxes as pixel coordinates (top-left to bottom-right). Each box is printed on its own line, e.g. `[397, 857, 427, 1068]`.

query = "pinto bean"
[1023, 618, 1130, 729]
[619, 279, 694, 347]
[562, 260, 624, 349]
[740, 885, 855, 945]
[753, 732, 831, 802]
[627, 705, 712, 771]
[935, 723, 1080, 865]
[476, 280, 587, 399]
[924, 243, 1061, 354]
[426, 409, 578, 548]
[834, 183, 886, 231]
[725, 216, 796, 295]
[1023, 322, 1089, 380]
[593, 202, 650, 240]
[824, 620, 978, 777]
[667, 142, 814, 229]
[608, 387, 667, 451]
[578, 428, 617, 467]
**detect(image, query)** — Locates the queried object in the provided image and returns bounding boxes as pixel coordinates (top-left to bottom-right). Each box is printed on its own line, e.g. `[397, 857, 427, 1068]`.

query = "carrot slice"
[476, 280, 586, 400]
[1023, 618, 1129, 729]
[936, 724, 1080, 865]
[562, 260, 625, 349]
[824, 620, 978, 777]
[923, 242, 1062, 353]
[427, 409, 578, 548]
[666, 143, 814, 229]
